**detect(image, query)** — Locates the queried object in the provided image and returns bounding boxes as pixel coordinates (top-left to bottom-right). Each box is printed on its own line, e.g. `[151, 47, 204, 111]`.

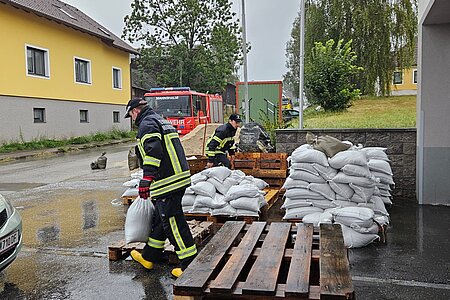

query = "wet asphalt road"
[0, 143, 449, 299]
[0, 143, 175, 299]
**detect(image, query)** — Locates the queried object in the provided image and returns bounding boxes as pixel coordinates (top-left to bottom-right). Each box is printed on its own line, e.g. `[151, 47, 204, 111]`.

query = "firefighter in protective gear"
[124, 98, 196, 277]
[205, 114, 242, 168]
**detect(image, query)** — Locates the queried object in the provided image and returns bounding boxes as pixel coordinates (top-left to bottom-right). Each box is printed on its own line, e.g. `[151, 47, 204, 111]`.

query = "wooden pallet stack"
[233, 152, 288, 188]
[173, 221, 354, 299]
[108, 220, 213, 263]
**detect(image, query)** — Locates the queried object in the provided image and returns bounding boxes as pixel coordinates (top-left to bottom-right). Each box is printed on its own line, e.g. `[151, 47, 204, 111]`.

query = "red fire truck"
[144, 87, 223, 135]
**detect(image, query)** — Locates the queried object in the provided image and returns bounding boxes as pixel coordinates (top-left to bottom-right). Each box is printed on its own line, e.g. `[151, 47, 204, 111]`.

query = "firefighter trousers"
[142, 189, 197, 270]
[212, 153, 231, 168]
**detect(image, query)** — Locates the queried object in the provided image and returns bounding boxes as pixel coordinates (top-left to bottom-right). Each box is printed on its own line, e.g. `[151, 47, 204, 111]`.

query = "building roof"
[1, 0, 138, 54]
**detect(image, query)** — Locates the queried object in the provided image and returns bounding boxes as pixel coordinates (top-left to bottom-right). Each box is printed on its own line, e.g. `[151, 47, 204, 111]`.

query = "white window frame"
[80, 110, 89, 123]
[25, 44, 50, 79]
[393, 71, 403, 85]
[413, 69, 418, 84]
[112, 67, 122, 90]
[74, 56, 92, 85]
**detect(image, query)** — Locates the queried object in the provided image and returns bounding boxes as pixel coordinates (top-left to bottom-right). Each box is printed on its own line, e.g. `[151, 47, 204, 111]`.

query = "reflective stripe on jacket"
[205, 122, 237, 161]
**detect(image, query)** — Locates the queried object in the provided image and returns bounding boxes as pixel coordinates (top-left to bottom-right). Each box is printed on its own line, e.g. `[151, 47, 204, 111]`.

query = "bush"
[305, 39, 362, 112]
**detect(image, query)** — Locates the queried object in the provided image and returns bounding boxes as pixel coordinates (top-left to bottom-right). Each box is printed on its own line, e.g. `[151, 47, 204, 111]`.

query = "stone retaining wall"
[276, 128, 416, 200]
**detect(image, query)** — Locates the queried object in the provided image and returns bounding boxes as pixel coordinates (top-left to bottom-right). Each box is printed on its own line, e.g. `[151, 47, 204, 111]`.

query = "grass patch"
[292, 95, 416, 128]
[0, 129, 135, 154]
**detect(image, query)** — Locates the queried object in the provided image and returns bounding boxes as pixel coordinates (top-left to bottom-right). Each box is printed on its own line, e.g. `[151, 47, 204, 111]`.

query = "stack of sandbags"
[182, 166, 268, 217]
[283, 135, 394, 240]
[121, 170, 143, 198]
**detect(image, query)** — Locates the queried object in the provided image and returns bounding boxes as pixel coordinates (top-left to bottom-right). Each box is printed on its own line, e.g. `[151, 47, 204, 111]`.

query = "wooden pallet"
[173, 222, 354, 299]
[234, 153, 288, 188]
[108, 220, 213, 262]
[187, 155, 208, 175]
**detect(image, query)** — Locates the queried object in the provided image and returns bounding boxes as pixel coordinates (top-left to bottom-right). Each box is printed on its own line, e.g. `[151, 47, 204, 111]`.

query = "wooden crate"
[234, 152, 288, 188]
[108, 220, 213, 262]
[173, 222, 354, 299]
[187, 155, 208, 175]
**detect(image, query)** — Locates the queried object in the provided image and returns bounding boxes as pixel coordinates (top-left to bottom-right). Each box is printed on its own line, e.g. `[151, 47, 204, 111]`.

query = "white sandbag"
[123, 178, 140, 188]
[378, 188, 392, 197]
[376, 182, 392, 191]
[211, 204, 237, 216]
[335, 215, 374, 228]
[281, 198, 313, 209]
[182, 205, 193, 213]
[309, 199, 337, 209]
[189, 206, 211, 214]
[122, 188, 138, 197]
[290, 163, 320, 176]
[191, 173, 208, 185]
[332, 172, 377, 187]
[358, 195, 389, 216]
[191, 181, 217, 198]
[229, 196, 261, 212]
[290, 147, 329, 166]
[224, 184, 262, 201]
[371, 171, 395, 185]
[283, 206, 323, 220]
[374, 213, 390, 226]
[285, 188, 326, 200]
[124, 197, 154, 243]
[207, 177, 237, 195]
[130, 170, 143, 179]
[332, 200, 358, 208]
[202, 166, 231, 182]
[282, 178, 309, 189]
[312, 163, 338, 180]
[302, 212, 322, 227]
[328, 181, 354, 200]
[380, 195, 393, 205]
[181, 194, 196, 206]
[184, 187, 195, 195]
[194, 194, 227, 209]
[361, 148, 390, 161]
[235, 209, 259, 217]
[253, 178, 269, 189]
[350, 193, 369, 204]
[332, 207, 374, 221]
[229, 169, 246, 180]
[339, 224, 380, 248]
[350, 223, 379, 234]
[328, 150, 368, 169]
[349, 183, 375, 203]
[308, 183, 336, 200]
[319, 210, 334, 224]
[341, 164, 373, 178]
[239, 176, 255, 186]
[289, 170, 326, 183]
[368, 159, 393, 175]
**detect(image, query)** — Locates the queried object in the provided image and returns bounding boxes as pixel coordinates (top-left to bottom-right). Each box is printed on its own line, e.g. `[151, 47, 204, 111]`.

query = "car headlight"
[0, 194, 14, 217]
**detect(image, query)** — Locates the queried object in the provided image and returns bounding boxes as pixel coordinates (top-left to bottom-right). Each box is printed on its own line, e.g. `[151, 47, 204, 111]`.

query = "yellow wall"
[390, 67, 417, 92]
[0, 5, 131, 105]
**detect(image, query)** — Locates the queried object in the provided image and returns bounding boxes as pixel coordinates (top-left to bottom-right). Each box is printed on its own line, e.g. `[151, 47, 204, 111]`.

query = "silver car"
[0, 194, 22, 271]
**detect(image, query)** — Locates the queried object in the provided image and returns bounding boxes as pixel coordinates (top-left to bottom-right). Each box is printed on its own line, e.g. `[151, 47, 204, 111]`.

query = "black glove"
[139, 179, 151, 199]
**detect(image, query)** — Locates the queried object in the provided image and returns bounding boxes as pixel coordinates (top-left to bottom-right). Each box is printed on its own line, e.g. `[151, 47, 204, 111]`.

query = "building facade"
[390, 67, 418, 96]
[0, 0, 138, 142]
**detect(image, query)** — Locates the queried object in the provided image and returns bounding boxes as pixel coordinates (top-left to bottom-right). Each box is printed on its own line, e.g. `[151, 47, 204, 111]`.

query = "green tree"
[305, 39, 362, 111]
[123, 0, 241, 93]
[284, 0, 417, 96]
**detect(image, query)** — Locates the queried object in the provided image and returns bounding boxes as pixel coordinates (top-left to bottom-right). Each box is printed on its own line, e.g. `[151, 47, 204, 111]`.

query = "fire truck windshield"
[145, 95, 191, 117]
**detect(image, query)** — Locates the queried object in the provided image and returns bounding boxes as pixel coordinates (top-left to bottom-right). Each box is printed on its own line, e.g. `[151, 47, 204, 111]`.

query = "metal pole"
[298, 0, 305, 129]
[241, 0, 249, 123]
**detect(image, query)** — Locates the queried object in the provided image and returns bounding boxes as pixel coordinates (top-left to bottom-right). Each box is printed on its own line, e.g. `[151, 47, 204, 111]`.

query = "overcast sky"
[63, 0, 299, 82]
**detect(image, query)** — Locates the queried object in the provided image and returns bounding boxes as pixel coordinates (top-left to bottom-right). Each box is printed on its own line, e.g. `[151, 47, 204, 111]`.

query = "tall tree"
[284, 0, 417, 96]
[123, 0, 241, 93]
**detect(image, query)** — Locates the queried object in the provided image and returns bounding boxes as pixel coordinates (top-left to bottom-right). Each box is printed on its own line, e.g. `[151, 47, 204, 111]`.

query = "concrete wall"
[0, 95, 130, 142]
[276, 128, 416, 200]
[417, 0, 450, 205]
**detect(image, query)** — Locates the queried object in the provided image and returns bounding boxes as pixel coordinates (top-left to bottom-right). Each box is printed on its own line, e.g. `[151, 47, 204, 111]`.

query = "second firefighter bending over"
[205, 113, 242, 168]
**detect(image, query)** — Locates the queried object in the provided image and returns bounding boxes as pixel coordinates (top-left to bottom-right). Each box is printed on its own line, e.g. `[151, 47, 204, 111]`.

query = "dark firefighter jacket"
[205, 122, 237, 162]
[135, 106, 191, 198]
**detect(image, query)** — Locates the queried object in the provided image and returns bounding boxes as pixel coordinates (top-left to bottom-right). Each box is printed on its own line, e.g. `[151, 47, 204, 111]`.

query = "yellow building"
[390, 67, 418, 96]
[0, 0, 138, 142]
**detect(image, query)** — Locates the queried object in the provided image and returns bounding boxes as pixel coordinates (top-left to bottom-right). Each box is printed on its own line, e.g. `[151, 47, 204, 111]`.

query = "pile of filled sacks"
[182, 166, 268, 217]
[282, 138, 394, 248]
